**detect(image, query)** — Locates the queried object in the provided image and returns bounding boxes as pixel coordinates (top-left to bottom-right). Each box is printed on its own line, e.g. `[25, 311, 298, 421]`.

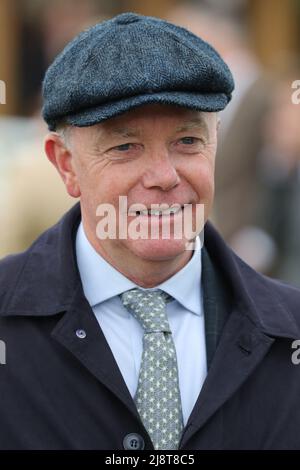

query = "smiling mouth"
[129, 206, 185, 217]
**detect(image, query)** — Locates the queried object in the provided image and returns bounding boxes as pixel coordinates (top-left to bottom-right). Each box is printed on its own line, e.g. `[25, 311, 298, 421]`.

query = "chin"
[126, 238, 190, 261]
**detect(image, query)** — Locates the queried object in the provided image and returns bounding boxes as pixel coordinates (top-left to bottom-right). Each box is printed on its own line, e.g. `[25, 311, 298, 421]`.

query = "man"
[1, 13, 300, 450]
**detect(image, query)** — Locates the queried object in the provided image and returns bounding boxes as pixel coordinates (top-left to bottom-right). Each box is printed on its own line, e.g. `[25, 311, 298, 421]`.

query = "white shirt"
[75, 222, 207, 425]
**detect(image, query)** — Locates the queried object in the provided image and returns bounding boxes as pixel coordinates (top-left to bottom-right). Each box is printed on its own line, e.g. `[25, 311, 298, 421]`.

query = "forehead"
[91, 104, 214, 137]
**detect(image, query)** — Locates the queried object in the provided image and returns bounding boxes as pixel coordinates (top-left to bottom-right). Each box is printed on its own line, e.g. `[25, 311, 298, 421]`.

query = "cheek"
[82, 168, 135, 210]
[187, 158, 215, 201]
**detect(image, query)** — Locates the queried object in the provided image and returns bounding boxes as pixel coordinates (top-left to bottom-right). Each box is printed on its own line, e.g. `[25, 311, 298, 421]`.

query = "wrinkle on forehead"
[107, 116, 210, 139]
[92, 106, 215, 142]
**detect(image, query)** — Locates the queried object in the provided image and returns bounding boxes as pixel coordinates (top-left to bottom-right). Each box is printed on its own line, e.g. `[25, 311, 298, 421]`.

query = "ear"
[44, 132, 81, 198]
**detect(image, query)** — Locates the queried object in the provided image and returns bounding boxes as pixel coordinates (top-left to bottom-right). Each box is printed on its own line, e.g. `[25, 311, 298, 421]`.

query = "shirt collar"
[76, 222, 202, 316]
[157, 236, 202, 315]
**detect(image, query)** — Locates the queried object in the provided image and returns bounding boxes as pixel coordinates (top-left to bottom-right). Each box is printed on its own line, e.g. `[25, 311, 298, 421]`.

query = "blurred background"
[1, 0, 300, 286]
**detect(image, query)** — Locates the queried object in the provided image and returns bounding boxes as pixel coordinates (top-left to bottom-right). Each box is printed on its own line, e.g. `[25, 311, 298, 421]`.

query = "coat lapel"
[51, 281, 140, 420]
[201, 246, 231, 369]
[180, 223, 300, 447]
[180, 308, 274, 447]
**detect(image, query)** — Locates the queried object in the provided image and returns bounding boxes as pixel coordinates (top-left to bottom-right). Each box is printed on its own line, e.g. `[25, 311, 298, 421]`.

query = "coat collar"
[1, 202, 300, 339]
[204, 221, 300, 339]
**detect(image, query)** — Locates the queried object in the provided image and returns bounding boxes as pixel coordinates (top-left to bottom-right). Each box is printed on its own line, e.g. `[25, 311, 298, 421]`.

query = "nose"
[141, 150, 180, 191]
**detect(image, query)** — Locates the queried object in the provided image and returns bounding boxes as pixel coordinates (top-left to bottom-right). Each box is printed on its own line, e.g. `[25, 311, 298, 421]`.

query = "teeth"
[139, 207, 182, 216]
[128, 205, 184, 216]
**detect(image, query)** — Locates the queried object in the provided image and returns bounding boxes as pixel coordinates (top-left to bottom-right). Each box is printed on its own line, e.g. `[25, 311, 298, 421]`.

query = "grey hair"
[55, 121, 73, 148]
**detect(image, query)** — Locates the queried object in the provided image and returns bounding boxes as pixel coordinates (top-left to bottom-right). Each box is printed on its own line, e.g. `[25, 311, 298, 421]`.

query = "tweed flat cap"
[42, 12, 235, 131]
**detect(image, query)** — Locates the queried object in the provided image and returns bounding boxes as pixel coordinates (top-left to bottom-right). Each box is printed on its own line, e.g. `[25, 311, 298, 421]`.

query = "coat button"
[123, 433, 145, 450]
[75, 329, 87, 339]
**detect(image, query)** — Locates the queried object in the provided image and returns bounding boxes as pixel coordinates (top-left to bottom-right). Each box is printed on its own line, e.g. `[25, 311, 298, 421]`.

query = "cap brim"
[64, 91, 230, 128]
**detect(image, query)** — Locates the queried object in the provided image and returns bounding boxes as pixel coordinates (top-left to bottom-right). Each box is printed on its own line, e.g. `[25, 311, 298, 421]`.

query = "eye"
[180, 137, 198, 145]
[106, 142, 142, 161]
[173, 136, 207, 154]
[113, 143, 133, 152]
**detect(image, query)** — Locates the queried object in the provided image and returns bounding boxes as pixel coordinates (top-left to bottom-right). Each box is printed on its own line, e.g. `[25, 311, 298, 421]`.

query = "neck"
[107, 249, 193, 288]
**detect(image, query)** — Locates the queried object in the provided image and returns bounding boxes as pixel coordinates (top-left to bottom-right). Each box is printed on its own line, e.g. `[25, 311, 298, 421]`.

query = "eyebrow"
[92, 126, 140, 149]
[175, 117, 209, 135]
[110, 127, 141, 138]
[100, 116, 209, 142]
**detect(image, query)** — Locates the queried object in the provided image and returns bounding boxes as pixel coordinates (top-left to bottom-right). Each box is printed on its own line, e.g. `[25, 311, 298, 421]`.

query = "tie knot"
[121, 288, 172, 333]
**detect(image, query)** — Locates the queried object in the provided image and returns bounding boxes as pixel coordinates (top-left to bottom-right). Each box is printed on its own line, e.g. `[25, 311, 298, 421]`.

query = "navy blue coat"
[1, 202, 300, 450]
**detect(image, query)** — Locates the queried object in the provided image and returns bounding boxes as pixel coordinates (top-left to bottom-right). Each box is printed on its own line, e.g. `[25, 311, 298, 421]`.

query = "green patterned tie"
[121, 288, 184, 450]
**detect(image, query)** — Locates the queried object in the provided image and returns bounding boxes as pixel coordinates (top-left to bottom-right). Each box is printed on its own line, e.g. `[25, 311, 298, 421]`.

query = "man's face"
[50, 104, 218, 271]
